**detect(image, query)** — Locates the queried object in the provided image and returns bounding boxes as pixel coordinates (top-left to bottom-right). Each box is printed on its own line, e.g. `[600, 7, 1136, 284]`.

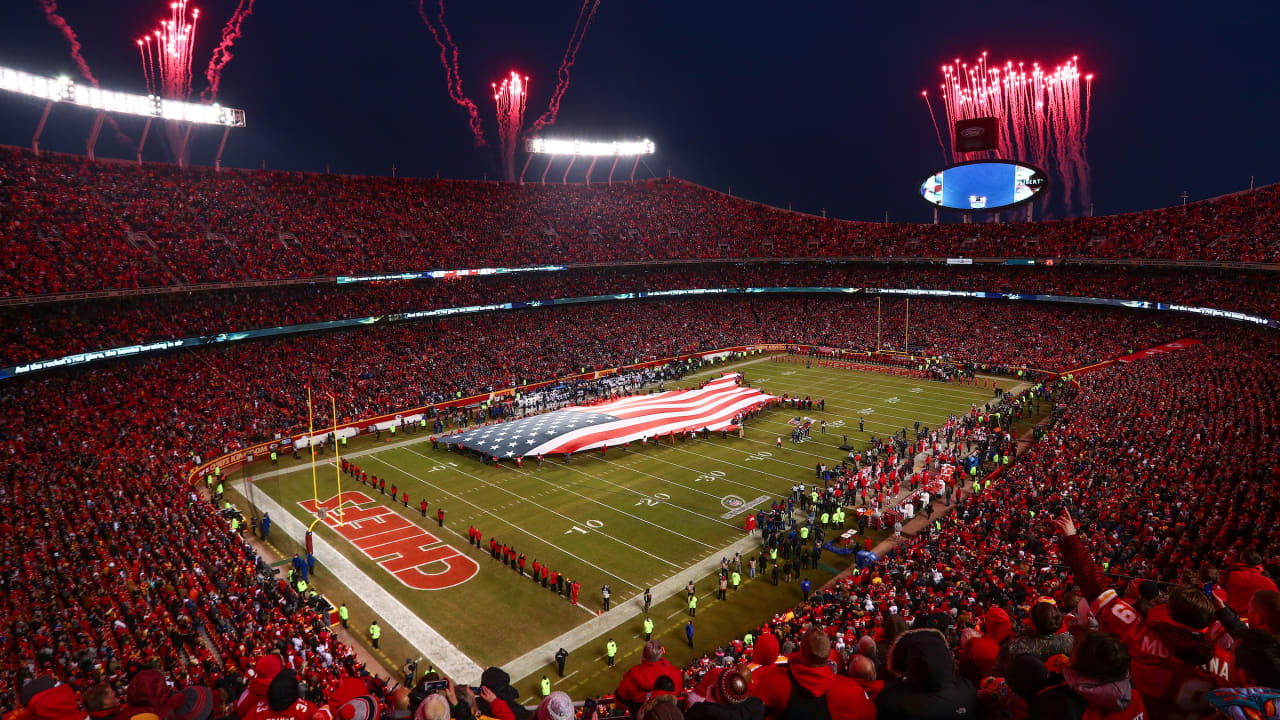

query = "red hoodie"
[960, 607, 1012, 685]
[614, 658, 683, 711]
[115, 670, 175, 720]
[26, 685, 86, 720]
[235, 656, 284, 719]
[1224, 564, 1277, 615]
[749, 652, 875, 720]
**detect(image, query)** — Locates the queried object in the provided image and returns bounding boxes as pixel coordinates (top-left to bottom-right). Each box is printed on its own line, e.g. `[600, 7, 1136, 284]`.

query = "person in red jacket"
[235, 655, 283, 718]
[959, 606, 1013, 687]
[242, 670, 317, 720]
[750, 628, 876, 720]
[17, 677, 86, 720]
[116, 670, 176, 720]
[1054, 510, 1221, 719]
[1224, 549, 1278, 616]
[615, 640, 684, 715]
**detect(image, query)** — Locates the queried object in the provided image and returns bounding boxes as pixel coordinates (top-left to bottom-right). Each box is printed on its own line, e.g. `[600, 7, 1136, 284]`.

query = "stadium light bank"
[521, 137, 655, 185]
[0, 64, 246, 168]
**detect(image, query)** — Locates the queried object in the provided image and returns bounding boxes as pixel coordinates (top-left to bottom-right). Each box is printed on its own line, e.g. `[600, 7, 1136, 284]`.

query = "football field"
[231, 355, 1001, 685]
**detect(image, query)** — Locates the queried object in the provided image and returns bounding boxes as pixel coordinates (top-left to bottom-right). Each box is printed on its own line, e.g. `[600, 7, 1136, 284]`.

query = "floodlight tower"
[0, 65, 247, 168]
[523, 137, 656, 185]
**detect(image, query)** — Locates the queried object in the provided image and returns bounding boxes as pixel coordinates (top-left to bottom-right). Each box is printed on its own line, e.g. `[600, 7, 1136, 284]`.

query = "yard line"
[697, 434, 844, 467]
[231, 479, 484, 681]
[539, 456, 745, 531]
[477, 455, 717, 549]
[366, 454, 648, 588]
[660, 442, 798, 484]
[619, 444, 782, 496]
[759, 362, 1001, 400]
[391, 450, 686, 568]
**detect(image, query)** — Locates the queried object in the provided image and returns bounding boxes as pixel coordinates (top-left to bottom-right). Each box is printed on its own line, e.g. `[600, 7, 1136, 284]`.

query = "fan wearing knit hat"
[685, 668, 764, 720]
[536, 691, 574, 720]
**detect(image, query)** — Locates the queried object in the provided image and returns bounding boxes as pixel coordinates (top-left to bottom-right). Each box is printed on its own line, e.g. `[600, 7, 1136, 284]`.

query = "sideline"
[234, 478, 485, 682]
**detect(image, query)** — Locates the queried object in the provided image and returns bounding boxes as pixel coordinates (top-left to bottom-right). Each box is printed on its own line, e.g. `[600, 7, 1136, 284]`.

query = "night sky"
[1, 1, 1276, 223]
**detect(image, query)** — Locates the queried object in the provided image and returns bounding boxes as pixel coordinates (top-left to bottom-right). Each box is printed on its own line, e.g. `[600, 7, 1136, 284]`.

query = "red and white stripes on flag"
[524, 373, 775, 456]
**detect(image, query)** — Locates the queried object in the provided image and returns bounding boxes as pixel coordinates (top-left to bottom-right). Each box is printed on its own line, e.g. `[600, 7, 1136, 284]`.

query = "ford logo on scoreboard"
[919, 159, 1049, 212]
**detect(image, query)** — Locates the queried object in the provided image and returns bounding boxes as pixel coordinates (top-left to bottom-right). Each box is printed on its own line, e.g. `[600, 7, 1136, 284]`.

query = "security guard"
[338, 603, 349, 628]
[606, 638, 617, 667]
[643, 617, 654, 641]
[688, 594, 697, 617]
[541, 676, 552, 697]
[369, 620, 381, 649]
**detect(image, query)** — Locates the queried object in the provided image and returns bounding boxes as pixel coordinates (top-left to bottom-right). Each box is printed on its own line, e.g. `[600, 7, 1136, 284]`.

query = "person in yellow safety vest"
[369, 621, 381, 649]
[215, 482, 224, 498]
[296, 578, 307, 594]
[800, 526, 809, 541]
[338, 603, 349, 628]
[731, 570, 741, 591]
[688, 595, 697, 617]
[643, 617, 654, 640]
[270, 451, 278, 465]
[223, 501, 233, 512]
[744, 632, 753, 646]
[821, 511, 830, 527]
[769, 547, 778, 563]
[214, 466, 221, 477]
[606, 639, 617, 667]
[540, 677, 551, 697]
[390, 425, 396, 437]
[1003, 454, 1010, 465]
[205, 474, 213, 489]
[230, 517, 240, 534]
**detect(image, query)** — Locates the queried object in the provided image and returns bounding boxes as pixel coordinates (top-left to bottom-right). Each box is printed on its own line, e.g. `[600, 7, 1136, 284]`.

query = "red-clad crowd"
[676, 326, 1280, 719]
[2, 147, 1278, 297]
[2, 295, 1277, 720]
[3, 263, 1278, 368]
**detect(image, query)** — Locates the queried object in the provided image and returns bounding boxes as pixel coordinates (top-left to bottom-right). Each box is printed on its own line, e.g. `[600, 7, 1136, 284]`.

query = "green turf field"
[236, 356, 1002, 684]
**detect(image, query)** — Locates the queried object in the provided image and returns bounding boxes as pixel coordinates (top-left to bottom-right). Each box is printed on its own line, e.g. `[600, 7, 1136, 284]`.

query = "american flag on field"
[446, 373, 776, 459]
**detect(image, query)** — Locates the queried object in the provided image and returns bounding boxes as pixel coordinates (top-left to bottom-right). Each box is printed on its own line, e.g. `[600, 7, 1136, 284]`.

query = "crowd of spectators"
[675, 326, 1280, 719]
[3, 263, 1278, 367]
[2, 297, 1270, 719]
[4, 142, 1280, 718]
[3, 147, 1278, 296]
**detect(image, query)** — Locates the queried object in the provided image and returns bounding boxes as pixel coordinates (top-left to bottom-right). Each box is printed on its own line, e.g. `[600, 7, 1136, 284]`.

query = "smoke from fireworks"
[202, 0, 255, 101]
[492, 71, 529, 181]
[138, 0, 201, 99]
[927, 53, 1093, 211]
[418, 0, 486, 146]
[41, 0, 136, 149]
[39, 0, 99, 86]
[529, 0, 600, 133]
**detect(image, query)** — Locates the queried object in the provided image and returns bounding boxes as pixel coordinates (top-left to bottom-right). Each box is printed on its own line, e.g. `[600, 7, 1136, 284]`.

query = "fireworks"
[202, 0, 256, 102]
[492, 71, 529, 181]
[39, 0, 99, 87]
[418, 0, 486, 146]
[138, 0, 201, 99]
[927, 53, 1094, 210]
[529, 0, 600, 133]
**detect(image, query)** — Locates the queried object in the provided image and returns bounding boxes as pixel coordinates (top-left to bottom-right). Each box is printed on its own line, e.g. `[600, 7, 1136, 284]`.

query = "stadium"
[1, 4, 1279, 720]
